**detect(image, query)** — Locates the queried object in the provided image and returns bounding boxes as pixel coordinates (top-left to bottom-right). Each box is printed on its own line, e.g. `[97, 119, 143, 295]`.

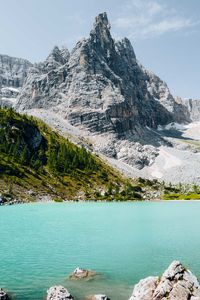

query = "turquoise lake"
[0, 201, 200, 299]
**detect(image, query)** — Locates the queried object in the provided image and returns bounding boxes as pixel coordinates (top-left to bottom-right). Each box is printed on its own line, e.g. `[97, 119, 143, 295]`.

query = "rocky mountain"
[15, 13, 189, 130]
[1, 12, 199, 180]
[0, 54, 32, 107]
[12, 12, 192, 171]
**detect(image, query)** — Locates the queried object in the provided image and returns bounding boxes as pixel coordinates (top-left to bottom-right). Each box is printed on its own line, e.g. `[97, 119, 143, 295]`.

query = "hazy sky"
[0, 0, 199, 98]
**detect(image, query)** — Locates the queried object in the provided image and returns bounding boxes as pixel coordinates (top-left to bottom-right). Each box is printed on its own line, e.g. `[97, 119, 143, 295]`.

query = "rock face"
[12, 12, 192, 169]
[129, 261, 200, 300]
[15, 12, 189, 131]
[15, 46, 69, 110]
[0, 54, 32, 107]
[1, 115, 46, 154]
[46, 286, 74, 300]
[180, 98, 200, 121]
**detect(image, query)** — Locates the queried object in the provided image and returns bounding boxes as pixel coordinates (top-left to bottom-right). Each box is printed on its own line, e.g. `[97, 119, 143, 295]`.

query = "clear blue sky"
[0, 0, 199, 98]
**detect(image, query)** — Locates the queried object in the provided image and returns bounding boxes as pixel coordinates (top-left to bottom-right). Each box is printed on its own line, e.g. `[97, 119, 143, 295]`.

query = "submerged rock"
[69, 267, 97, 280]
[0, 288, 10, 300]
[87, 295, 110, 300]
[47, 286, 74, 300]
[129, 261, 200, 300]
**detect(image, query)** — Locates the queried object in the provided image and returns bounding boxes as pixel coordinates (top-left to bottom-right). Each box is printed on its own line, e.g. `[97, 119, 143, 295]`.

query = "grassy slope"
[1, 108, 199, 202]
[0, 108, 144, 202]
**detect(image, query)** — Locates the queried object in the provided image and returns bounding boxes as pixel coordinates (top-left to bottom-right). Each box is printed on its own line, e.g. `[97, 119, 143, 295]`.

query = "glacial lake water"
[0, 201, 200, 299]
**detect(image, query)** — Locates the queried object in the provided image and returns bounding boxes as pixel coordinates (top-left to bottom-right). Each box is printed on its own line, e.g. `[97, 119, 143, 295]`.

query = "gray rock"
[46, 286, 73, 300]
[129, 261, 200, 300]
[180, 97, 200, 121]
[87, 295, 110, 300]
[16, 13, 183, 133]
[0, 288, 10, 300]
[12, 12, 192, 170]
[0, 54, 32, 107]
[129, 277, 159, 300]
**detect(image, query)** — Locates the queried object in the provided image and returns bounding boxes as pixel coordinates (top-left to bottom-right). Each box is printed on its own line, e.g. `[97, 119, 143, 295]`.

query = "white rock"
[129, 276, 158, 300]
[129, 261, 200, 300]
[94, 295, 110, 300]
[87, 295, 110, 300]
[46, 286, 73, 300]
[0, 288, 9, 300]
[162, 260, 185, 279]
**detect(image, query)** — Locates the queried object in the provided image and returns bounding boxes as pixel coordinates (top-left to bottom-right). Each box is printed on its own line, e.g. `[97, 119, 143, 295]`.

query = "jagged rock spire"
[15, 11, 190, 137]
[94, 12, 111, 30]
[60, 46, 70, 62]
[90, 12, 114, 55]
[47, 46, 69, 65]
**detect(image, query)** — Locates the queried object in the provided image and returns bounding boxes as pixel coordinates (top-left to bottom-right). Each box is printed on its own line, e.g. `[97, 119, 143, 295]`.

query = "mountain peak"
[46, 45, 69, 65]
[90, 12, 114, 56]
[94, 12, 110, 29]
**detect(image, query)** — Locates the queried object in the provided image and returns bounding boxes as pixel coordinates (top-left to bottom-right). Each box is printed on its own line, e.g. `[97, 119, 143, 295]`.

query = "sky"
[0, 0, 199, 98]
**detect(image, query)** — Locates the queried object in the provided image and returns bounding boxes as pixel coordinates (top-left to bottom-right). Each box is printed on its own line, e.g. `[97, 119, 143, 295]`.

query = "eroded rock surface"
[47, 286, 74, 300]
[0, 54, 32, 107]
[87, 295, 110, 300]
[129, 261, 200, 300]
[12, 12, 192, 169]
[180, 98, 200, 121]
[15, 13, 189, 131]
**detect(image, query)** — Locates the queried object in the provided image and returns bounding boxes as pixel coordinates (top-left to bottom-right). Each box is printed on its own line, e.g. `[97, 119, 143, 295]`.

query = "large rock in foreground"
[47, 286, 74, 300]
[129, 261, 200, 300]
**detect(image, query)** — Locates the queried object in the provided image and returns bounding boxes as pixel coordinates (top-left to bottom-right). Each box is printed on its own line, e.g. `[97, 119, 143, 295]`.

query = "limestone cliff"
[0, 54, 32, 107]
[179, 97, 200, 121]
[15, 13, 189, 133]
[12, 13, 193, 169]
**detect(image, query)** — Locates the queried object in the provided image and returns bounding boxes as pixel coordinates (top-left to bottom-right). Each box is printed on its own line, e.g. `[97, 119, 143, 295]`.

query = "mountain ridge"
[14, 13, 190, 128]
[0, 12, 200, 183]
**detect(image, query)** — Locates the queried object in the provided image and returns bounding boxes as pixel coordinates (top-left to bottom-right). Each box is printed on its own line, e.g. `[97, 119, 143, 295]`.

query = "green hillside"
[0, 108, 144, 202]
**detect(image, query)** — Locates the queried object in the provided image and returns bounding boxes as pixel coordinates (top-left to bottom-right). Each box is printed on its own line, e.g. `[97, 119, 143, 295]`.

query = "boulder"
[129, 277, 159, 300]
[0, 289, 10, 300]
[69, 267, 97, 280]
[87, 295, 110, 300]
[129, 261, 200, 300]
[47, 286, 74, 300]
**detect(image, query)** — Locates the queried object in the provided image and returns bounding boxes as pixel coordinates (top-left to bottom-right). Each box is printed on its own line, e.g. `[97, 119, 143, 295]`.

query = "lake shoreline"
[2, 198, 200, 207]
